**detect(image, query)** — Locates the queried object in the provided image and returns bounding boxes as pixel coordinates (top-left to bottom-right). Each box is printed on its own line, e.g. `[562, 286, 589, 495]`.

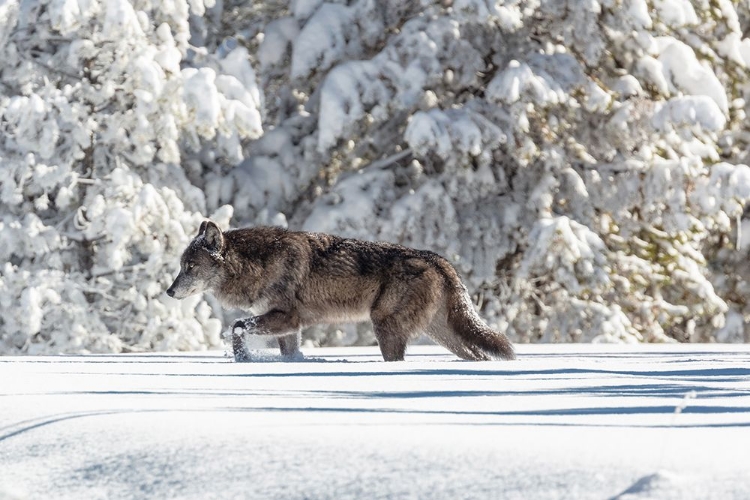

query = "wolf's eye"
[187, 262, 195, 270]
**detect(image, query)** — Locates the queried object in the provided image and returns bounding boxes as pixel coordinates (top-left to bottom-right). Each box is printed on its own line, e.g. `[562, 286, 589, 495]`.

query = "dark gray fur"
[167, 221, 516, 362]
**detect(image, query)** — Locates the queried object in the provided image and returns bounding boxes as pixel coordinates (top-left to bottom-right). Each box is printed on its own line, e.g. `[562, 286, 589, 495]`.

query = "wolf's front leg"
[231, 323, 251, 362]
[232, 310, 301, 362]
[277, 331, 302, 358]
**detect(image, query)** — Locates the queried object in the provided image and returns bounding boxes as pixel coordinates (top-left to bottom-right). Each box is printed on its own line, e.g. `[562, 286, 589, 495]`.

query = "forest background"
[2, 0, 750, 354]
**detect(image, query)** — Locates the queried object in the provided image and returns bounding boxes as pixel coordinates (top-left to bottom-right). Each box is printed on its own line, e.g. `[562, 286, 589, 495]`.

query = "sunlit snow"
[1, 345, 749, 499]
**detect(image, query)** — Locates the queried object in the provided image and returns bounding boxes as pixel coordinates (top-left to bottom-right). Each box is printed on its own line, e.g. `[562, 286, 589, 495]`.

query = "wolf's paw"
[233, 349, 251, 362]
[232, 317, 256, 335]
[281, 349, 305, 362]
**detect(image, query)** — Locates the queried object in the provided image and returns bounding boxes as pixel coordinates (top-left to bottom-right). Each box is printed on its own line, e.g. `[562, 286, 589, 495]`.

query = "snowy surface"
[1, 344, 749, 499]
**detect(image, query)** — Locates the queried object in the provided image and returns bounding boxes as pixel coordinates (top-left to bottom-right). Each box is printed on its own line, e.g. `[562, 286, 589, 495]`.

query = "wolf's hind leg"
[370, 266, 442, 361]
[372, 327, 408, 361]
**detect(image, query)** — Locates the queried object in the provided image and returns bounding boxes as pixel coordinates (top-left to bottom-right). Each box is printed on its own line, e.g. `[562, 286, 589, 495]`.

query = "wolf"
[167, 220, 515, 362]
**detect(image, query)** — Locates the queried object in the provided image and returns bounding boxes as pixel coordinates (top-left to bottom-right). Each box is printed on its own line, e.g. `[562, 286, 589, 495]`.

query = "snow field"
[1, 344, 749, 499]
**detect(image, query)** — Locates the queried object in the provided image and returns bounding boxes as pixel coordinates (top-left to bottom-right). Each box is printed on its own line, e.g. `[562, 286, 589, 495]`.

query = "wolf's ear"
[203, 221, 224, 253]
[198, 220, 208, 236]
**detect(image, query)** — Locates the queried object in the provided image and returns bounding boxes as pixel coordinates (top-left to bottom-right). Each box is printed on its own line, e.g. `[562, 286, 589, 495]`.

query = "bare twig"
[19, 51, 81, 80]
[62, 232, 107, 243]
[367, 148, 413, 170]
[91, 264, 144, 279]
[737, 213, 742, 251]
[54, 210, 77, 230]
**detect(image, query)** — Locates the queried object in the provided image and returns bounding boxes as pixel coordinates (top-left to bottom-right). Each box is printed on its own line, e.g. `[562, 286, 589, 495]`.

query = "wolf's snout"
[166, 273, 199, 300]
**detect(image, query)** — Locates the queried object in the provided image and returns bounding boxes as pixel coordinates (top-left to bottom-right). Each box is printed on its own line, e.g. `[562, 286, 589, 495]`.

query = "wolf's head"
[166, 220, 227, 299]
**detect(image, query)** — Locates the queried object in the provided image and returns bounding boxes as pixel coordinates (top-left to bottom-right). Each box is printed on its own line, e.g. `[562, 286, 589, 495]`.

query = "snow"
[291, 0, 325, 22]
[257, 17, 299, 70]
[181, 68, 222, 139]
[655, 38, 729, 114]
[1, 344, 749, 499]
[652, 96, 727, 132]
[317, 60, 391, 152]
[303, 169, 395, 238]
[103, 0, 143, 38]
[290, 3, 354, 80]
[652, 0, 698, 27]
[487, 59, 568, 106]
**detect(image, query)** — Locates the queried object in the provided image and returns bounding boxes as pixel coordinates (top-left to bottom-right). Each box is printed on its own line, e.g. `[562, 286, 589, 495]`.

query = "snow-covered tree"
[0, 0, 261, 353]
[3, 0, 750, 353]
[229, 0, 750, 345]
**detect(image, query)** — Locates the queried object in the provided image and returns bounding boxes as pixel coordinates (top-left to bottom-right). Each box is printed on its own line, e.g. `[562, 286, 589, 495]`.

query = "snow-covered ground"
[1, 344, 749, 499]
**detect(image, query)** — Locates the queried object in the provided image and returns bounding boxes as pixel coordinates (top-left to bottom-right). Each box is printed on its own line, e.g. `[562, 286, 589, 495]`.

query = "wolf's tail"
[446, 289, 516, 360]
[425, 255, 515, 361]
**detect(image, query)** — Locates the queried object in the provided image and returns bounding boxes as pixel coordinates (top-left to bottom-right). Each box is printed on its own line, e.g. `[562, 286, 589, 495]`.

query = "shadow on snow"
[1, 404, 749, 444]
